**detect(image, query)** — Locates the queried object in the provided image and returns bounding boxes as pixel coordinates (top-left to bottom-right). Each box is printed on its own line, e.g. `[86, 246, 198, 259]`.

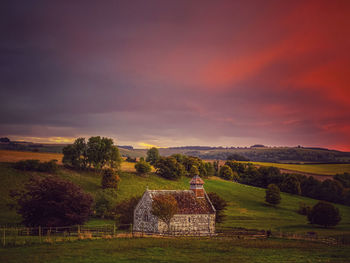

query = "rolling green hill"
[1, 162, 349, 238]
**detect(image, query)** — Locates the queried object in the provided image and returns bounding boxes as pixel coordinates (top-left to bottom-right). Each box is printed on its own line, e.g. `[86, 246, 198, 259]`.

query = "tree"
[265, 184, 281, 206]
[207, 192, 228, 223]
[213, 161, 219, 176]
[219, 165, 234, 180]
[307, 201, 341, 228]
[114, 196, 141, 227]
[205, 162, 215, 177]
[101, 168, 121, 189]
[318, 179, 344, 203]
[135, 160, 151, 176]
[87, 136, 121, 170]
[62, 137, 88, 169]
[154, 157, 185, 180]
[281, 175, 301, 195]
[0, 137, 10, 143]
[189, 165, 199, 177]
[94, 189, 118, 219]
[11, 176, 93, 227]
[146, 147, 160, 165]
[151, 195, 178, 232]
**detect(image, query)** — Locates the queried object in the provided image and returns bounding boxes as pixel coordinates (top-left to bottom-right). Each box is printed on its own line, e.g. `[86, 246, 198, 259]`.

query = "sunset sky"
[1, 0, 350, 150]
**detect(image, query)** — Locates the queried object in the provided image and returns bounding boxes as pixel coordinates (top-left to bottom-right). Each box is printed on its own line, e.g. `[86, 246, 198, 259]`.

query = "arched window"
[143, 212, 149, 222]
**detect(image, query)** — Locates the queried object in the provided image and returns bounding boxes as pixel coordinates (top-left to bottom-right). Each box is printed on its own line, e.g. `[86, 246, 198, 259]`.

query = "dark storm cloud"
[1, 0, 350, 149]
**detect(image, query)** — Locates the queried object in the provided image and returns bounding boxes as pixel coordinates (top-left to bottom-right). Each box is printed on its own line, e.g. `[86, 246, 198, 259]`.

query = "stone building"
[133, 175, 216, 235]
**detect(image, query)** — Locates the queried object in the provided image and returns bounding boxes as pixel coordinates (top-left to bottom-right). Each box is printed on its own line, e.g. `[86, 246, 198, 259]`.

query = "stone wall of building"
[133, 192, 158, 232]
[158, 214, 215, 235]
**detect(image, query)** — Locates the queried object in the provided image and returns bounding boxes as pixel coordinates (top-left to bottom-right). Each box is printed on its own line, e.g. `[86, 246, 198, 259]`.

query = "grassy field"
[1, 237, 350, 263]
[244, 161, 350, 175]
[1, 162, 350, 238]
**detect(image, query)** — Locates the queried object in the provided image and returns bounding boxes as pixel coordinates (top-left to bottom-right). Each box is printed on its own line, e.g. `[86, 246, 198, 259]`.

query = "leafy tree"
[213, 160, 219, 176]
[300, 176, 321, 198]
[154, 157, 185, 180]
[226, 153, 249, 161]
[318, 179, 344, 203]
[189, 165, 199, 177]
[207, 192, 228, 223]
[62, 137, 88, 169]
[87, 136, 121, 170]
[114, 196, 141, 227]
[334, 172, 350, 188]
[146, 147, 160, 165]
[307, 201, 341, 228]
[135, 160, 152, 176]
[265, 184, 281, 206]
[94, 189, 118, 219]
[11, 176, 93, 227]
[205, 162, 215, 177]
[281, 175, 301, 195]
[151, 195, 178, 232]
[219, 165, 234, 180]
[101, 168, 121, 189]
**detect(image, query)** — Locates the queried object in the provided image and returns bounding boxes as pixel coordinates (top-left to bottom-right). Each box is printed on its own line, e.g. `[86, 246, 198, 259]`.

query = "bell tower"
[190, 175, 205, 198]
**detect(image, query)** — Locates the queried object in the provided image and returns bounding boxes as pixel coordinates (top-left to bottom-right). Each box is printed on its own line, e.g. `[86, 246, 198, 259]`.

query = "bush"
[135, 160, 151, 176]
[297, 202, 311, 215]
[13, 159, 58, 173]
[11, 176, 93, 227]
[101, 169, 121, 189]
[207, 192, 228, 223]
[146, 147, 160, 165]
[281, 175, 301, 195]
[307, 201, 341, 228]
[94, 189, 118, 219]
[265, 184, 281, 205]
[219, 165, 234, 180]
[114, 196, 141, 227]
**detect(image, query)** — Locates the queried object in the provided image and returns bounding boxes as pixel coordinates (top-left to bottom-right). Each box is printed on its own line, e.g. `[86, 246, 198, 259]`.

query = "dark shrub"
[101, 169, 121, 189]
[114, 196, 141, 228]
[308, 201, 341, 228]
[265, 184, 281, 205]
[11, 176, 93, 227]
[207, 192, 228, 223]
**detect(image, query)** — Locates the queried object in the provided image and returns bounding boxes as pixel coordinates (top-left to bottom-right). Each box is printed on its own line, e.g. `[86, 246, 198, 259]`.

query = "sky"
[1, 0, 350, 150]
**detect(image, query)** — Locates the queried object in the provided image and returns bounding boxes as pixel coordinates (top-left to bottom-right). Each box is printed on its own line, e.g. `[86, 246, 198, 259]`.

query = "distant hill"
[1, 142, 349, 163]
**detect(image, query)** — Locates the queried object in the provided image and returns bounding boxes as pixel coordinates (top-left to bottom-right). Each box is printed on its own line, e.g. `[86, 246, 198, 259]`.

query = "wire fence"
[1, 225, 346, 247]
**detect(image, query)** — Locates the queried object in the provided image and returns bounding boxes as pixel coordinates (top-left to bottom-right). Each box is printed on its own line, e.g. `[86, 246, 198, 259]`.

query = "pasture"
[1, 237, 349, 263]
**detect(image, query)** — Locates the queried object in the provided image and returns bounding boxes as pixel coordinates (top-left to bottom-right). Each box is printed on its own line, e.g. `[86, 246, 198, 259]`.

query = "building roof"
[190, 175, 204, 185]
[148, 190, 215, 214]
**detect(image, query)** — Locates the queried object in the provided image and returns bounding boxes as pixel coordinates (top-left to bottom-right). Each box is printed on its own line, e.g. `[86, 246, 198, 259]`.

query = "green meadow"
[1, 237, 350, 263]
[1, 162, 350, 238]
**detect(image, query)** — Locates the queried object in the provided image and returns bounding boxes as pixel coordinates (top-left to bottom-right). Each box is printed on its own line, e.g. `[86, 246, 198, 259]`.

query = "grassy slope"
[1, 162, 350, 238]
[1, 238, 350, 263]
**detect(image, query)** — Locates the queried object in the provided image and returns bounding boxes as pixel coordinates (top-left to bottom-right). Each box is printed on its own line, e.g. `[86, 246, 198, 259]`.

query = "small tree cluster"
[154, 156, 185, 180]
[219, 165, 239, 181]
[62, 136, 121, 170]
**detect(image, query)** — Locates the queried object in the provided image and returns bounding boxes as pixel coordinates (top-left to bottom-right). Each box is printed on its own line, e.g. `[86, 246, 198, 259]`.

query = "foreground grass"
[1, 237, 349, 263]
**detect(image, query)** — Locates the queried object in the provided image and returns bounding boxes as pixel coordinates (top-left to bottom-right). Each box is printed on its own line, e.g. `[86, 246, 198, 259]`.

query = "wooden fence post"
[2, 227, 5, 247]
[39, 226, 42, 243]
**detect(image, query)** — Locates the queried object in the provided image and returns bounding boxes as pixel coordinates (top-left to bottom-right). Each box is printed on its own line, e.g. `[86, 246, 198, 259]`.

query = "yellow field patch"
[0, 150, 63, 164]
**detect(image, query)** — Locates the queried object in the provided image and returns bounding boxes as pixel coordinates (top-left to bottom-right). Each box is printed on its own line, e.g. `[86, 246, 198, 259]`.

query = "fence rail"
[1, 225, 345, 247]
